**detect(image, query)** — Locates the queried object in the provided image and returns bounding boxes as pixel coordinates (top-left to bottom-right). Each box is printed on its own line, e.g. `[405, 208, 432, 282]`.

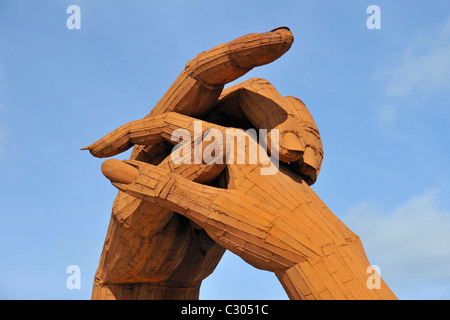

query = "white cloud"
[344, 189, 450, 299]
[376, 17, 450, 98]
[376, 104, 396, 127]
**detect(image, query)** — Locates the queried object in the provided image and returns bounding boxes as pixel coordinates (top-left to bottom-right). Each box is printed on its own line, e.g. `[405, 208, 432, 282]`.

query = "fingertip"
[270, 26, 294, 43]
[101, 159, 139, 185]
[228, 28, 294, 69]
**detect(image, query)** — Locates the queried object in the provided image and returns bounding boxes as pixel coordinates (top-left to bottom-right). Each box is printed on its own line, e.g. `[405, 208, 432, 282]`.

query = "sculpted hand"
[84, 28, 297, 300]
[85, 27, 396, 300]
[86, 101, 395, 300]
[98, 152, 397, 300]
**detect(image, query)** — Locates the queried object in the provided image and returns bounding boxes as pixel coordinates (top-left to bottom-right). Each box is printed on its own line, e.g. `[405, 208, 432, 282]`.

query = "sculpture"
[84, 27, 397, 300]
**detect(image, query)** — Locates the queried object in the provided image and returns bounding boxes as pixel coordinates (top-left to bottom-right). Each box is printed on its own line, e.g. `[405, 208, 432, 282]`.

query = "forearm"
[94, 158, 226, 286]
[94, 206, 192, 284]
[92, 222, 225, 300]
[102, 160, 398, 300]
[92, 278, 202, 300]
[276, 244, 397, 300]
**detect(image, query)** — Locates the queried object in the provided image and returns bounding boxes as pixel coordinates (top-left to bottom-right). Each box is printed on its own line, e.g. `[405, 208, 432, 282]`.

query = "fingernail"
[81, 142, 95, 151]
[101, 159, 139, 185]
[270, 26, 291, 32]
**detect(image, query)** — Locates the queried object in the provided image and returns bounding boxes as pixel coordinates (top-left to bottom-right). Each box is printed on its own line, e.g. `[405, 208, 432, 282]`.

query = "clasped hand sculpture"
[84, 27, 397, 300]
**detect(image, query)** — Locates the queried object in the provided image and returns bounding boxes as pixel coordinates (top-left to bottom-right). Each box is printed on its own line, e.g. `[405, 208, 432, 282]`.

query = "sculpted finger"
[149, 27, 294, 118]
[186, 27, 294, 87]
[213, 78, 323, 184]
[284, 96, 323, 185]
[82, 112, 229, 158]
[214, 78, 306, 163]
[82, 115, 167, 158]
[100, 159, 305, 271]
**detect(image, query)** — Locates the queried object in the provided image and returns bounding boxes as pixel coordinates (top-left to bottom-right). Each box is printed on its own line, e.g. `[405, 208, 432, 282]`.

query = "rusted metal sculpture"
[84, 28, 397, 300]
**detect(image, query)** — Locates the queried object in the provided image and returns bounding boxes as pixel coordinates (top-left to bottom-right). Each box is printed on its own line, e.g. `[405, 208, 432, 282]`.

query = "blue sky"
[0, 0, 449, 300]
